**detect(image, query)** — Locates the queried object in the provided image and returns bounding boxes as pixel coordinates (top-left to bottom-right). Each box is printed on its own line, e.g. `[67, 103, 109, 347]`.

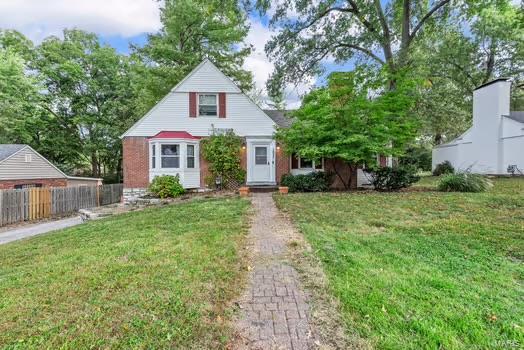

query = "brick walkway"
[234, 193, 317, 350]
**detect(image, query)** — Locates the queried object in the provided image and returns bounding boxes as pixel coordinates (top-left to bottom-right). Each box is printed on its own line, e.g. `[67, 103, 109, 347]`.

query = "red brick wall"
[123, 137, 149, 189]
[0, 178, 67, 190]
[276, 146, 290, 184]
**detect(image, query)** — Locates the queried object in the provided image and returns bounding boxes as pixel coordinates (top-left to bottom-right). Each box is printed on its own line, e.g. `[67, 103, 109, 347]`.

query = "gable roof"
[122, 59, 276, 138]
[0, 144, 26, 163]
[171, 59, 241, 93]
[0, 144, 68, 178]
[504, 111, 524, 124]
[262, 110, 295, 128]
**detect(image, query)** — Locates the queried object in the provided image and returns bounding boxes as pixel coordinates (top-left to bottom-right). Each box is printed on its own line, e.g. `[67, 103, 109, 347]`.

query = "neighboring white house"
[432, 78, 524, 175]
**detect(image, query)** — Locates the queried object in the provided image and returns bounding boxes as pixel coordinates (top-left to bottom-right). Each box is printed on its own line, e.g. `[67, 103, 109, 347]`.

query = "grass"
[0, 197, 250, 349]
[275, 177, 524, 349]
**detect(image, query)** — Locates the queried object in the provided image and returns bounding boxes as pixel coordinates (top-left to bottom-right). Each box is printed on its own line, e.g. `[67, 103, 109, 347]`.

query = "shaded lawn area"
[275, 178, 524, 349]
[0, 197, 250, 349]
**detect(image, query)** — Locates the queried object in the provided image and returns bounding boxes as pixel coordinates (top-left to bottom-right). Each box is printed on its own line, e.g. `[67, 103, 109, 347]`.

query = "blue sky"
[0, 0, 352, 107]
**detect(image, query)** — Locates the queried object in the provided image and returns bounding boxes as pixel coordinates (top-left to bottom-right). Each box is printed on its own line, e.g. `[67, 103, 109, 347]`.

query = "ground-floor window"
[14, 183, 43, 189]
[291, 153, 323, 170]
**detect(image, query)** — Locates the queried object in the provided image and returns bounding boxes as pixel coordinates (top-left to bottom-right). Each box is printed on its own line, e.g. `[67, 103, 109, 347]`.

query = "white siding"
[0, 147, 66, 180]
[124, 92, 276, 137]
[174, 61, 240, 93]
[432, 80, 524, 175]
[123, 59, 276, 138]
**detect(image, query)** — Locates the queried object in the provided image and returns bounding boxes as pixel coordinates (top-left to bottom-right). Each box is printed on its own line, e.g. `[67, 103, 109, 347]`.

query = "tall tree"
[276, 69, 419, 189]
[33, 29, 138, 177]
[256, 0, 459, 94]
[414, 0, 523, 143]
[134, 0, 253, 111]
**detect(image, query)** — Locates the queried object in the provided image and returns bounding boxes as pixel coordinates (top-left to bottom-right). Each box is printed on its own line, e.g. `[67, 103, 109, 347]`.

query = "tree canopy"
[276, 69, 419, 188]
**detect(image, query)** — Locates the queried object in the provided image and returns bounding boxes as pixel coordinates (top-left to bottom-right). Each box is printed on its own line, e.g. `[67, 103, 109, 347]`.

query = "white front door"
[247, 140, 275, 184]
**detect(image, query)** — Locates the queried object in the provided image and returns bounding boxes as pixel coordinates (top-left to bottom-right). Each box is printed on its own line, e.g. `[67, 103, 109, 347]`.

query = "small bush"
[149, 175, 185, 198]
[399, 145, 432, 172]
[281, 172, 333, 192]
[437, 173, 492, 193]
[433, 161, 455, 176]
[368, 166, 420, 191]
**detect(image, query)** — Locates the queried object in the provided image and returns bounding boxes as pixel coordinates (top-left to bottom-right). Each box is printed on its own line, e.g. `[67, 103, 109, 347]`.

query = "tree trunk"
[91, 153, 99, 178]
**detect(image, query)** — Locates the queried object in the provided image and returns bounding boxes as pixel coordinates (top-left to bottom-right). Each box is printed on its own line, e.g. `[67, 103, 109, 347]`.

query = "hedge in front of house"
[281, 172, 333, 192]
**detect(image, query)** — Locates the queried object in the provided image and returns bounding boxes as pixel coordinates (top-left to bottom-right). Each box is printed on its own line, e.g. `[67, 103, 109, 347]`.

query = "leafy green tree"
[277, 69, 419, 189]
[256, 0, 460, 94]
[134, 0, 253, 110]
[408, 0, 522, 143]
[33, 29, 139, 177]
[0, 50, 40, 144]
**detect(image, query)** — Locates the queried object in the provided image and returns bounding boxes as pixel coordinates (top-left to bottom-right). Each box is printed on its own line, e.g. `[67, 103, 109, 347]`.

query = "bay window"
[187, 145, 195, 168]
[161, 144, 180, 168]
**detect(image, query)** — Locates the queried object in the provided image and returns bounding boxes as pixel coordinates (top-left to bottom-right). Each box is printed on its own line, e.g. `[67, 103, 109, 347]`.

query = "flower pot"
[239, 186, 250, 197]
[279, 186, 289, 194]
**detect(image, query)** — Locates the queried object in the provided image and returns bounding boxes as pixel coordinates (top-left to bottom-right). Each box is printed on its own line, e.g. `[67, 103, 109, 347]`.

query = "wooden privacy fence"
[0, 184, 123, 227]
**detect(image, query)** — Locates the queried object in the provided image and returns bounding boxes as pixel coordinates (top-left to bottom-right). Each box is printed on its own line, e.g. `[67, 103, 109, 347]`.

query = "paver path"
[234, 193, 317, 350]
[0, 217, 82, 245]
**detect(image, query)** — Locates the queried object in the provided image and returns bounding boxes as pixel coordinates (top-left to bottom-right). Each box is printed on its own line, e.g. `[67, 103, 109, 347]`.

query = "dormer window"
[198, 94, 218, 116]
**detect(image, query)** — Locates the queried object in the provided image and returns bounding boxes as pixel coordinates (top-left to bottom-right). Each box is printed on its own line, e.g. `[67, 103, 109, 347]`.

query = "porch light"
[276, 145, 281, 150]
[242, 144, 246, 150]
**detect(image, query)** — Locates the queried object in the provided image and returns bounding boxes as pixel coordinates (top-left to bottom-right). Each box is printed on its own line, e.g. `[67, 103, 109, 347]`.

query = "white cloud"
[243, 18, 314, 109]
[0, 0, 162, 42]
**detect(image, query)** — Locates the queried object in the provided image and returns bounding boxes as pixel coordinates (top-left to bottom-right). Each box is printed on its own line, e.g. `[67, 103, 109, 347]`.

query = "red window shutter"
[189, 92, 197, 117]
[379, 155, 387, 167]
[219, 93, 226, 118]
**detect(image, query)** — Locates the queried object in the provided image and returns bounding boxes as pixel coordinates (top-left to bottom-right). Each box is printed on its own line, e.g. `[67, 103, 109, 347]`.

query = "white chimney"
[471, 78, 511, 173]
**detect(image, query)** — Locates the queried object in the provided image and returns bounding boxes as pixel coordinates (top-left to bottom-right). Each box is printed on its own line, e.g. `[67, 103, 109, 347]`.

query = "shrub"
[433, 161, 455, 176]
[399, 145, 432, 172]
[281, 172, 333, 192]
[201, 131, 245, 189]
[149, 175, 185, 198]
[368, 165, 420, 191]
[437, 173, 492, 193]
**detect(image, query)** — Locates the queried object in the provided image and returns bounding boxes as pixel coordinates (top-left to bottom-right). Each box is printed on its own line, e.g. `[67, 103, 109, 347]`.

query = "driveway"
[0, 217, 83, 245]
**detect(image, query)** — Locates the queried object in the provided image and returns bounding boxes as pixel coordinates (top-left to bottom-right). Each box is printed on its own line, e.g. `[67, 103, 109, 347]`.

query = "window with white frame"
[24, 154, 32, 162]
[186, 144, 195, 168]
[198, 94, 218, 116]
[291, 153, 323, 170]
[161, 144, 180, 168]
[151, 144, 156, 169]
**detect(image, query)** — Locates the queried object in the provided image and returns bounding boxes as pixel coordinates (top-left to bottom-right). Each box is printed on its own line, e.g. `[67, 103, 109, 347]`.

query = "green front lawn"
[0, 197, 250, 349]
[275, 178, 524, 349]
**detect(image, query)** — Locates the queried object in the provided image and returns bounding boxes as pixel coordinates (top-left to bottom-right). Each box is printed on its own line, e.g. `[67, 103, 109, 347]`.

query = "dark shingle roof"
[263, 110, 295, 128]
[0, 144, 26, 162]
[505, 111, 524, 124]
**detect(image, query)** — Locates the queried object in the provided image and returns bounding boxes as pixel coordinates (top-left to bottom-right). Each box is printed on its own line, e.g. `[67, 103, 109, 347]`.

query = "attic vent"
[25, 154, 32, 163]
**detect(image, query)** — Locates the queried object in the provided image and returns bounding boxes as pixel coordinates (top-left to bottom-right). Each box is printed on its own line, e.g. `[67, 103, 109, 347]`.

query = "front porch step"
[247, 185, 279, 193]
